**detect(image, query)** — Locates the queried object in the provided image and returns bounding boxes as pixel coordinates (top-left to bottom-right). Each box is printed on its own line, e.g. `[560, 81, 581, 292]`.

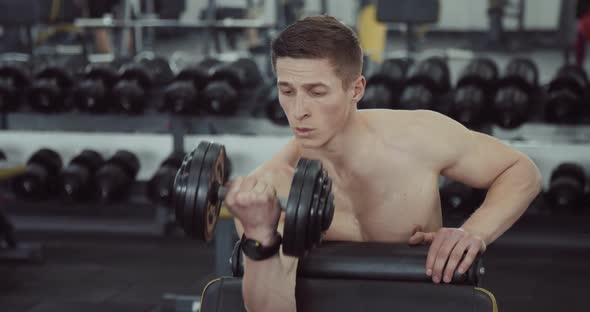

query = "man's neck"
[299, 111, 373, 184]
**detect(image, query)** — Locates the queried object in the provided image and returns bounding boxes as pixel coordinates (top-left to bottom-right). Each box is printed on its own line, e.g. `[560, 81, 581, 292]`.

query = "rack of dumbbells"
[0, 51, 294, 269]
[386, 55, 590, 250]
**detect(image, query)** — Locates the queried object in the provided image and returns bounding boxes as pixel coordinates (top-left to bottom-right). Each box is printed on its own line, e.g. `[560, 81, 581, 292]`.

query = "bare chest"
[324, 156, 442, 243]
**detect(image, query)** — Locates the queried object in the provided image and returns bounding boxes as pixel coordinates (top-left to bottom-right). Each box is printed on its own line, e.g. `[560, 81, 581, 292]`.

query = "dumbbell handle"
[218, 186, 288, 210]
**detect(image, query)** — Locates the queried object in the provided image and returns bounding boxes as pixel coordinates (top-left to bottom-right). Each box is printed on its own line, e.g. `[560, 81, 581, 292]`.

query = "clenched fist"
[225, 176, 281, 244]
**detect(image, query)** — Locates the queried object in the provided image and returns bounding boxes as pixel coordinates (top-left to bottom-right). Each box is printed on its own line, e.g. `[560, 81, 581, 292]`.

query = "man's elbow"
[522, 155, 543, 197]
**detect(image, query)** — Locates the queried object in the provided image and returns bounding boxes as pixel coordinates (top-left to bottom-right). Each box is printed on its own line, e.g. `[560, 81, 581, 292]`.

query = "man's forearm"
[242, 253, 296, 312]
[461, 157, 542, 246]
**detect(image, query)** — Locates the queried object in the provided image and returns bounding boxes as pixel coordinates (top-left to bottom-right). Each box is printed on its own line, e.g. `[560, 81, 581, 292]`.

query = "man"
[224, 15, 542, 312]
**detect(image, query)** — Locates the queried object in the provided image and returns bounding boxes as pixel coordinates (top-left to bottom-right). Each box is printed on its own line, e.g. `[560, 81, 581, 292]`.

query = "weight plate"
[173, 151, 192, 231]
[306, 170, 322, 251]
[195, 142, 227, 242]
[183, 142, 210, 238]
[283, 158, 310, 257]
[294, 160, 322, 256]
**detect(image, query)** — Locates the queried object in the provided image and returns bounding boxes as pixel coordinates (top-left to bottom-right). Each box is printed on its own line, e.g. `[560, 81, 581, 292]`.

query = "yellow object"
[475, 287, 499, 312]
[0, 164, 26, 181]
[200, 278, 222, 311]
[220, 206, 233, 219]
[50, 0, 61, 23]
[357, 4, 387, 63]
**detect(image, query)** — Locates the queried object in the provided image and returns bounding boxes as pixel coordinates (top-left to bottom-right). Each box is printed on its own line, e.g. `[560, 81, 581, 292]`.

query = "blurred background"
[1, 0, 589, 311]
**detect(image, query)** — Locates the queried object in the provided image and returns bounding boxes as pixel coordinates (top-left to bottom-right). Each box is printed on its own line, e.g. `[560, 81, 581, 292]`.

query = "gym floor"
[2, 34, 590, 312]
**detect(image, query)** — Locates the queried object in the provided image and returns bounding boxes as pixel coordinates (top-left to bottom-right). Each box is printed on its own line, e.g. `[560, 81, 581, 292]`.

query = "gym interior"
[1, 0, 589, 311]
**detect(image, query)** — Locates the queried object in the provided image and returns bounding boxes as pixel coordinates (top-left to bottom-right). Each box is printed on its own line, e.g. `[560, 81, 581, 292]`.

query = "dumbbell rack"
[0, 93, 291, 272]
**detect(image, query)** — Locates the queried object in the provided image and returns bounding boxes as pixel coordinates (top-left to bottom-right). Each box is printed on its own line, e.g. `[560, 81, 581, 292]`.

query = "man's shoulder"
[363, 109, 452, 140]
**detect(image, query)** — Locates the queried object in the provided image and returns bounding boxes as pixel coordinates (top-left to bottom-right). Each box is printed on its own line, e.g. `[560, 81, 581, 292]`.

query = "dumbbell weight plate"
[175, 144, 207, 238]
[283, 159, 309, 257]
[195, 142, 228, 242]
[286, 159, 324, 257]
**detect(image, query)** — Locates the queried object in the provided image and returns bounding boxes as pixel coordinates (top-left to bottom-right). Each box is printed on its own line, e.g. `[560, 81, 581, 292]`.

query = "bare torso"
[266, 110, 443, 244]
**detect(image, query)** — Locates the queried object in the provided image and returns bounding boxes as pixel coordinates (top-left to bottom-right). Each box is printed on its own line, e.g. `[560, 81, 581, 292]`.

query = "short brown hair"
[271, 15, 363, 89]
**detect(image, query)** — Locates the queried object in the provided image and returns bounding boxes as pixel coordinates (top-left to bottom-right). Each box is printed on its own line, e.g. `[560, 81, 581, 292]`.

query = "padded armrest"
[232, 241, 484, 286]
[200, 277, 497, 312]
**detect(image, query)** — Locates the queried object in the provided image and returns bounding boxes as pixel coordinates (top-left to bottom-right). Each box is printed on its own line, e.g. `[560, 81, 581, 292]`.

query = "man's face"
[275, 57, 360, 148]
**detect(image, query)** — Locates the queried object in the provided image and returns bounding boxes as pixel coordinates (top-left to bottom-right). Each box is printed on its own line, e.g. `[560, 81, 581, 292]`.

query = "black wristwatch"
[241, 232, 282, 261]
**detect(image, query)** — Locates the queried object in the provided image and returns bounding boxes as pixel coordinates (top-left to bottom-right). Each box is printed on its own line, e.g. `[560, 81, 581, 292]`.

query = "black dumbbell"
[0, 62, 31, 112]
[545, 65, 589, 124]
[492, 58, 539, 129]
[202, 58, 263, 115]
[173, 141, 335, 257]
[259, 81, 288, 125]
[61, 150, 104, 201]
[0, 149, 5, 161]
[72, 65, 118, 113]
[546, 163, 586, 212]
[28, 66, 73, 112]
[95, 150, 140, 202]
[12, 149, 63, 200]
[399, 56, 451, 110]
[440, 180, 486, 216]
[112, 57, 173, 114]
[147, 152, 185, 205]
[0, 206, 16, 249]
[359, 58, 413, 109]
[162, 59, 221, 114]
[450, 58, 499, 128]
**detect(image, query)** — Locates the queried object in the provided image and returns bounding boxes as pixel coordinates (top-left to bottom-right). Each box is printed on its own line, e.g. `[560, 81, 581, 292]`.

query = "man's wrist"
[460, 226, 488, 251]
[243, 228, 278, 247]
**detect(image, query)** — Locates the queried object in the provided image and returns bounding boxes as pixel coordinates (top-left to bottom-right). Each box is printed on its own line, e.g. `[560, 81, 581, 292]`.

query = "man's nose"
[293, 95, 310, 120]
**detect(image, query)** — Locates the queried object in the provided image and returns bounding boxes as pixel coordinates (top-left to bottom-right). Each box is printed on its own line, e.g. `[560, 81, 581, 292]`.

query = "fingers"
[427, 229, 465, 283]
[408, 231, 436, 245]
[224, 176, 244, 208]
[408, 232, 424, 245]
[442, 238, 471, 283]
[457, 240, 482, 275]
[425, 229, 446, 277]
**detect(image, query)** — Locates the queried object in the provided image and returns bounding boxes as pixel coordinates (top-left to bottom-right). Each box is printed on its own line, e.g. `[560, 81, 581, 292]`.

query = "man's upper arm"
[422, 111, 523, 189]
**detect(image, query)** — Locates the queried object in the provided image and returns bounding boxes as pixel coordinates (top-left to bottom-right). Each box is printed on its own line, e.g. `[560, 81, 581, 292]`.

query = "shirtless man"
[224, 16, 542, 312]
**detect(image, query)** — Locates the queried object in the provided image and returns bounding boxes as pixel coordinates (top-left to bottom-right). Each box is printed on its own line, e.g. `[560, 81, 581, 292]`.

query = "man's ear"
[352, 76, 366, 103]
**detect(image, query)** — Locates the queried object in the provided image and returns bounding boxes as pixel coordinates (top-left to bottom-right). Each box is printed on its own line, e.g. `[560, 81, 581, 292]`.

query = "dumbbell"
[0, 150, 5, 161]
[28, 66, 73, 112]
[359, 58, 413, 109]
[492, 58, 539, 129]
[440, 180, 485, 215]
[72, 65, 118, 113]
[162, 59, 221, 114]
[61, 150, 104, 201]
[546, 163, 586, 212]
[259, 82, 288, 125]
[173, 141, 335, 257]
[399, 56, 451, 110]
[0, 62, 31, 112]
[0, 206, 16, 249]
[450, 58, 499, 128]
[202, 58, 263, 115]
[545, 65, 589, 124]
[147, 152, 185, 205]
[12, 149, 63, 200]
[112, 57, 173, 114]
[95, 150, 140, 202]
